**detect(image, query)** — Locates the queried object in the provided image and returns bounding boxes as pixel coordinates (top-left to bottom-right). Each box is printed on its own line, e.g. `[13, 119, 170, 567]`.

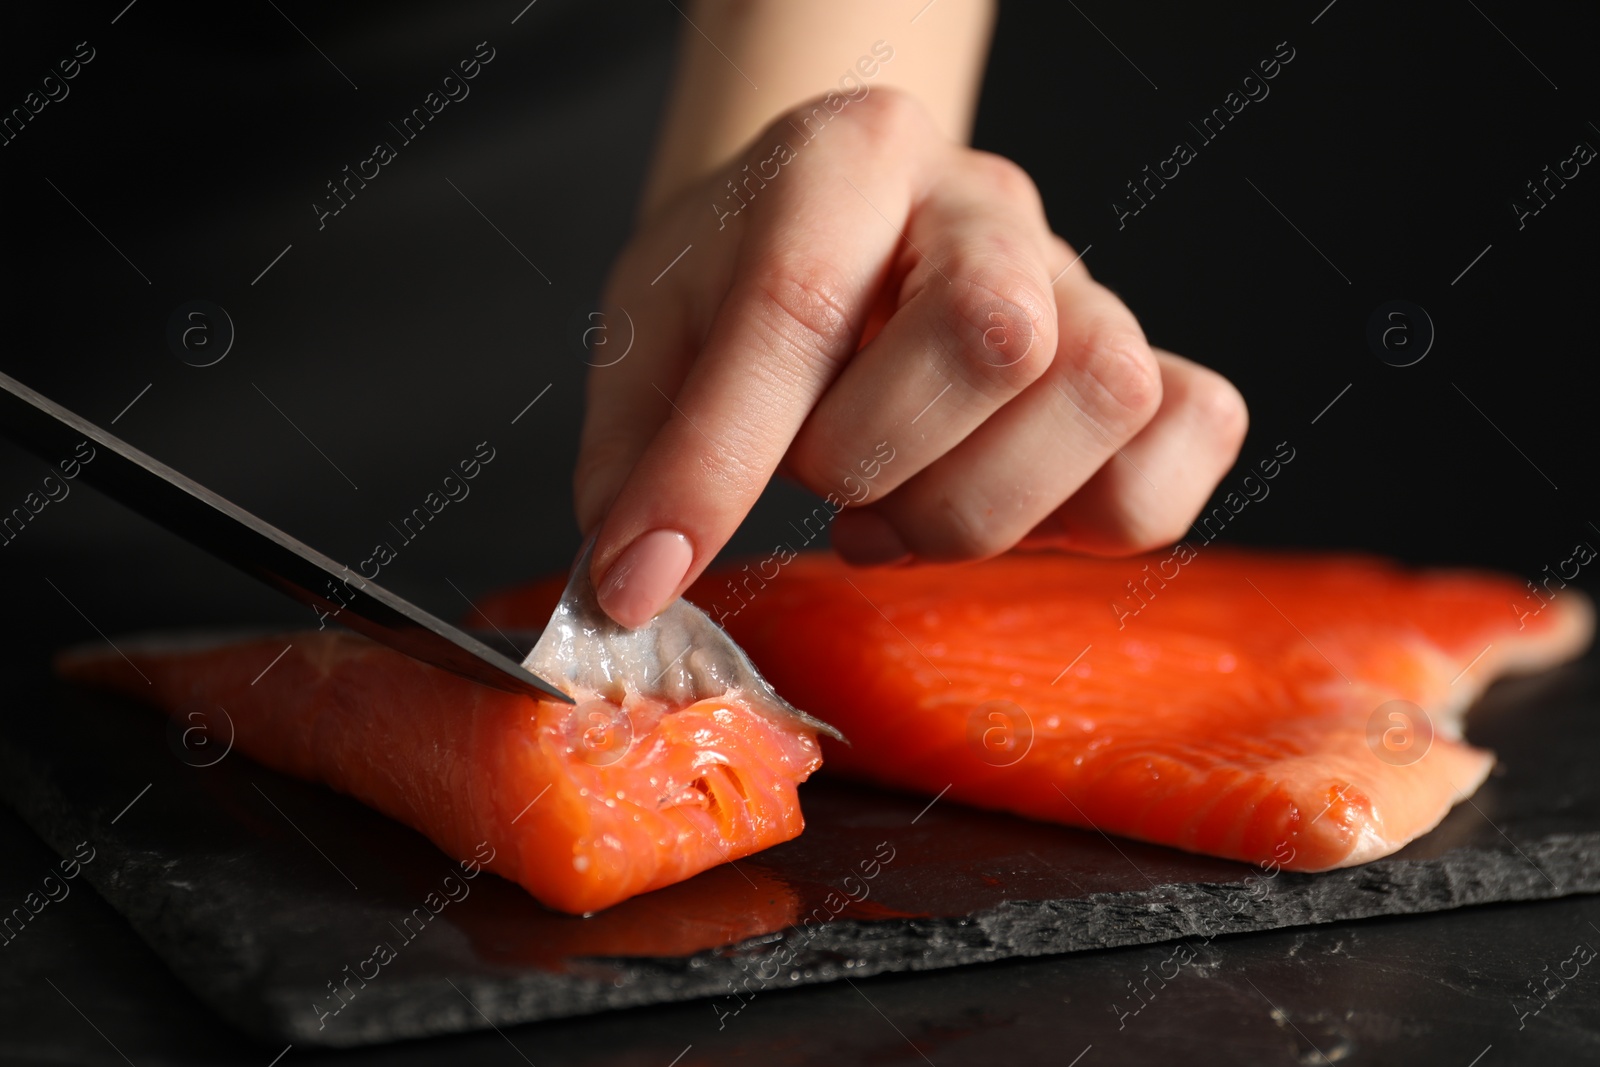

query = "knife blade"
[0, 370, 574, 704]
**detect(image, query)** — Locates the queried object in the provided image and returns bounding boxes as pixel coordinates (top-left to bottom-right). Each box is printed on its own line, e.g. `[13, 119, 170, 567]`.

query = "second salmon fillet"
[480, 549, 1593, 873]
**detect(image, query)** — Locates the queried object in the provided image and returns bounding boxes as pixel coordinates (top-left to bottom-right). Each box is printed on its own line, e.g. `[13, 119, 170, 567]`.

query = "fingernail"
[596, 529, 694, 629]
[832, 511, 911, 567]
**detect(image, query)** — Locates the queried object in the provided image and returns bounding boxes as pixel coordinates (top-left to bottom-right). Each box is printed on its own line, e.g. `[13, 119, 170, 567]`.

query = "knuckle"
[943, 270, 1057, 392]
[1069, 325, 1162, 434]
[747, 261, 858, 367]
[968, 151, 1043, 210]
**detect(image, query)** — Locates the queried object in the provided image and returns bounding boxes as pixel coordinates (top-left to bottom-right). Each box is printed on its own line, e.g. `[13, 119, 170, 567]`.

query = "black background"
[2, 0, 1595, 640]
[1, 2, 1597, 1062]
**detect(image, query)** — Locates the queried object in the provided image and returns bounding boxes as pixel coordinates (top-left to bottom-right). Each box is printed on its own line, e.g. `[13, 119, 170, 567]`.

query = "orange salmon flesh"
[479, 549, 1593, 874]
[56, 633, 825, 914]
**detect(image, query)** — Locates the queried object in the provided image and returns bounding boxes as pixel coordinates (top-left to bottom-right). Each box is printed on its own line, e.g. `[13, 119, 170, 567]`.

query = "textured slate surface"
[1, 651, 1597, 1048]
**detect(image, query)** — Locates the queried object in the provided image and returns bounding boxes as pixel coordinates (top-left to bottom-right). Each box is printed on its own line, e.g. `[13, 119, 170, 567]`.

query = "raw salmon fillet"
[479, 550, 1592, 872]
[56, 631, 826, 914]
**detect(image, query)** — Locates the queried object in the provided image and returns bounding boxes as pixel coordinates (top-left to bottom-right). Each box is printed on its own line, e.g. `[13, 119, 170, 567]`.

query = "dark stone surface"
[2, 646, 1597, 1049]
[4, 797, 1600, 1067]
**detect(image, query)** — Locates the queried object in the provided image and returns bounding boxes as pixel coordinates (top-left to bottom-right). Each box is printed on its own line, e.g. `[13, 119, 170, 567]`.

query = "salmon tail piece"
[55, 629, 827, 914]
[477, 549, 1595, 874]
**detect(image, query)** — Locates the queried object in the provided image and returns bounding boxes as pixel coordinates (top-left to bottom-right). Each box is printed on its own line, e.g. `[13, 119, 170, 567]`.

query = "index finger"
[588, 95, 928, 628]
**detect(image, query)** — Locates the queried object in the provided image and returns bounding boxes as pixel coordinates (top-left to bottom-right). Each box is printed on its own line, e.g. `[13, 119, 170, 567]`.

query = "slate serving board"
[2, 651, 1597, 1048]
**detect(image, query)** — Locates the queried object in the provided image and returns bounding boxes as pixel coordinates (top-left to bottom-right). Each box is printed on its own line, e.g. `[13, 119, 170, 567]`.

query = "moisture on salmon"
[480, 549, 1594, 873]
[55, 631, 827, 915]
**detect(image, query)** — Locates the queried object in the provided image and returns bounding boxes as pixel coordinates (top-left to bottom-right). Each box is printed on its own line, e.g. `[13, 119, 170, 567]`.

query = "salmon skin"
[479, 550, 1593, 873]
[55, 628, 828, 915]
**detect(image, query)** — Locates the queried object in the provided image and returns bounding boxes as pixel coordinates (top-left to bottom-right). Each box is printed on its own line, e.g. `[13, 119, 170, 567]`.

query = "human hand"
[577, 88, 1247, 629]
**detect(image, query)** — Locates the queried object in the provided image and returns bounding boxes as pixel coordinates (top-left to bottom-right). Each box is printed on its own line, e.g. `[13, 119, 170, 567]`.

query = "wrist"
[639, 0, 993, 221]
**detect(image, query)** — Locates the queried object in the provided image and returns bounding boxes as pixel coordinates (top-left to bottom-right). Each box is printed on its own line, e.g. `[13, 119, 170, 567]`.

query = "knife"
[0, 370, 574, 704]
